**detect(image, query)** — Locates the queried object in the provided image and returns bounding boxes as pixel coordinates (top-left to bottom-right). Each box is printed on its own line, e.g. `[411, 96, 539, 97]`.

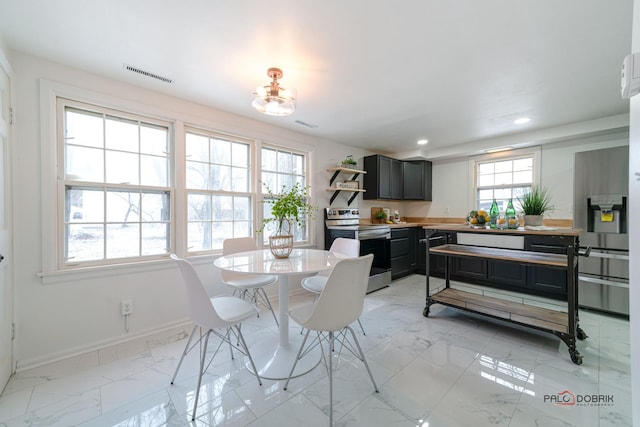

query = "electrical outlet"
[121, 299, 134, 316]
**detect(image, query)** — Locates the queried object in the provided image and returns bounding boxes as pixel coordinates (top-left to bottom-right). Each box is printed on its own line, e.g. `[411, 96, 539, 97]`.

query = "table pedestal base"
[246, 333, 321, 380]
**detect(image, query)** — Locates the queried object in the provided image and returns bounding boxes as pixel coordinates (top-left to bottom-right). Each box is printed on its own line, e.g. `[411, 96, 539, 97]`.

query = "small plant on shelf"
[341, 155, 358, 169]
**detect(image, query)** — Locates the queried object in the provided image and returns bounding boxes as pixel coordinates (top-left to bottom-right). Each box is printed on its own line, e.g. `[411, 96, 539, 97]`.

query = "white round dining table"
[214, 248, 342, 380]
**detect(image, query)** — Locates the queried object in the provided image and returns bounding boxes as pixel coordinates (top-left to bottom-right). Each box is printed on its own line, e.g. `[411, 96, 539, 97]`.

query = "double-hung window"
[185, 128, 253, 253]
[474, 153, 536, 212]
[260, 146, 311, 244]
[55, 95, 314, 270]
[59, 99, 172, 267]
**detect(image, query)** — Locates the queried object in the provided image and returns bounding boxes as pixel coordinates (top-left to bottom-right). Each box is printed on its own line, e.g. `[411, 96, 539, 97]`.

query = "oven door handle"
[357, 231, 391, 240]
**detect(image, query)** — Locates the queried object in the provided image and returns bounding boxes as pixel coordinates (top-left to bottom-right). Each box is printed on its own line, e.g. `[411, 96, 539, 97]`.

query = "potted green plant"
[341, 155, 358, 169]
[373, 210, 387, 224]
[517, 186, 553, 226]
[259, 182, 317, 258]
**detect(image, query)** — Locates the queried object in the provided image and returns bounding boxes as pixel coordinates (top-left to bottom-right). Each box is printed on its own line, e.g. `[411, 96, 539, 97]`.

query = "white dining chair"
[169, 254, 262, 421]
[284, 254, 378, 426]
[301, 237, 366, 334]
[222, 237, 279, 326]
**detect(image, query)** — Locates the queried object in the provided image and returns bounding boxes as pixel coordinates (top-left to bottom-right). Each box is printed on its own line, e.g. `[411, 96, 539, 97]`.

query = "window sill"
[37, 244, 318, 285]
[38, 255, 216, 285]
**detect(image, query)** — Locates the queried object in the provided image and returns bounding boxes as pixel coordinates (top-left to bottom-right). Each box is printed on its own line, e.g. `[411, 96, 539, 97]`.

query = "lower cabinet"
[526, 238, 569, 296]
[488, 260, 527, 288]
[390, 228, 413, 280]
[452, 257, 487, 281]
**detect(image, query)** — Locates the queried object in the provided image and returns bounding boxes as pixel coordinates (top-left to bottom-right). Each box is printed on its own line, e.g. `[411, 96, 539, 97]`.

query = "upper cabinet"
[403, 160, 432, 201]
[363, 155, 402, 200]
[363, 154, 432, 201]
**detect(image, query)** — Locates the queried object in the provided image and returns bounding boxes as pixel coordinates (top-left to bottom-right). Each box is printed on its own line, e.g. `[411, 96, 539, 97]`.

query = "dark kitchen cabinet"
[422, 230, 572, 300]
[363, 154, 403, 200]
[452, 257, 488, 281]
[417, 229, 446, 277]
[488, 260, 527, 288]
[526, 238, 568, 295]
[390, 228, 412, 279]
[403, 160, 432, 201]
[409, 227, 419, 270]
[364, 155, 432, 201]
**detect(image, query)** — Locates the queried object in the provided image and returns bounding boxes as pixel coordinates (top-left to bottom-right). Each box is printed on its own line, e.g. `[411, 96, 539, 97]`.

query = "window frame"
[40, 81, 316, 279]
[56, 98, 174, 269]
[259, 144, 313, 246]
[468, 147, 541, 212]
[183, 126, 256, 255]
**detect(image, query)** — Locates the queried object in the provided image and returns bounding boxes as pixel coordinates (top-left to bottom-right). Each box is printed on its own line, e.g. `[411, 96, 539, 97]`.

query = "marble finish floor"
[0, 275, 632, 426]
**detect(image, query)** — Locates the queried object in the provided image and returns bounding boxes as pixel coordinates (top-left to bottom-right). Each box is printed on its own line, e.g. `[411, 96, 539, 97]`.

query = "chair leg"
[329, 330, 334, 426]
[226, 327, 235, 360]
[357, 318, 366, 335]
[170, 325, 197, 385]
[233, 324, 262, 386]
[346, 326, 378, 392]
[256, 287, 279, 327]
[284, 328, 311, 390]
[191, 328, 211, 421]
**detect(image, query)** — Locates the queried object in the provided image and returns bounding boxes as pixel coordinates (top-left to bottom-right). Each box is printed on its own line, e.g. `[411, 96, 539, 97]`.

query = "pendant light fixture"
[252, 67, 297, 116]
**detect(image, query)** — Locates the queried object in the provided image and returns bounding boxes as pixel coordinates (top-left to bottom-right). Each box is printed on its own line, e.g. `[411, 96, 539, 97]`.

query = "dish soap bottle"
[489, 199, 499, 229]
[505, 198, 517, 229]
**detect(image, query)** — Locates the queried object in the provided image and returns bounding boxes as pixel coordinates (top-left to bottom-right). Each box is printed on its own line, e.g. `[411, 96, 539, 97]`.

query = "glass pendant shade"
[252, 68, 296, 116]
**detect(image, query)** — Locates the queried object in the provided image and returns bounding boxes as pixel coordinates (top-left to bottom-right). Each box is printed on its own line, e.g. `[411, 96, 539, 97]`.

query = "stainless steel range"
[324, 208, 391, 293]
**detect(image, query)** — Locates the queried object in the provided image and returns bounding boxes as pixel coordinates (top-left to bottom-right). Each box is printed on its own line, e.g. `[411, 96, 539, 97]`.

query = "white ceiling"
[0, 0, 633, 157]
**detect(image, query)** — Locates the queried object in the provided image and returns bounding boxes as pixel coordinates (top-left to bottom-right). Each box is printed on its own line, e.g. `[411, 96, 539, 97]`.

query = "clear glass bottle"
[489, 199, 499, 229]
[505, 198, 517, 229]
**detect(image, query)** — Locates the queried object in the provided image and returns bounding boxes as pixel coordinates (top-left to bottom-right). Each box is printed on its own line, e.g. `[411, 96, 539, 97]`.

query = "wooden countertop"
[429, 244, 569, 266]
[422, 223, 582, 237]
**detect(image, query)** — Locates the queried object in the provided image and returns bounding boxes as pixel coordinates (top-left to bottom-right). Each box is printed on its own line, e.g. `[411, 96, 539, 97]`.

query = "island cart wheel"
[423, 306, 430, 317]
[569, 348, 583, 365]
[576, 327, 588, 340]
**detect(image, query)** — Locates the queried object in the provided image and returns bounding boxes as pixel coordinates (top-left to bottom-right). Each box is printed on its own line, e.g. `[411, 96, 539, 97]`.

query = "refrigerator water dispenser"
[587, 194, 626, 234]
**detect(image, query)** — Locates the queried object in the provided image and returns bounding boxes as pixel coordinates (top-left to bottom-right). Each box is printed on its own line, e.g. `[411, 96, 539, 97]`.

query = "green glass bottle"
[505, 198, 517, 229]
[489, 199, 499, 229]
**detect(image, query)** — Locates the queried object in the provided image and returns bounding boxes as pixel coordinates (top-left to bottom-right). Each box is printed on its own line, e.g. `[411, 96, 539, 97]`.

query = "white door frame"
[0, 48, 14, 392]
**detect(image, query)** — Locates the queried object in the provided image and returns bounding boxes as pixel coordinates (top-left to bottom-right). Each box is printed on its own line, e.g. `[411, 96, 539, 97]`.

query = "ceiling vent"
[124, 64, 173, 84]
[295, 120, 318, 129]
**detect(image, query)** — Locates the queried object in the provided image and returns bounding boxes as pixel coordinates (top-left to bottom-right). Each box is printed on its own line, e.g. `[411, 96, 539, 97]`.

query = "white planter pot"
[523, 215, 543, 226]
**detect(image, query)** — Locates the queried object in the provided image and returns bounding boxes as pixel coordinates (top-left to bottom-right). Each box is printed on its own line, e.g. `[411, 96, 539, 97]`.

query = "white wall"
[628, 0, 639, 424]
[8, 51, 370, 369]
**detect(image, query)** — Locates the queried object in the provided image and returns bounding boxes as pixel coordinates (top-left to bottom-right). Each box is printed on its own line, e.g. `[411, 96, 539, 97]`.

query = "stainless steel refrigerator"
[573, 146, 629, 316]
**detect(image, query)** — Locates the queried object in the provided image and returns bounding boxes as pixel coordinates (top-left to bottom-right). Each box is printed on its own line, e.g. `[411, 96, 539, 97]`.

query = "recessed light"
[417, 139, 429, 145]
[514, 117, 531, 125]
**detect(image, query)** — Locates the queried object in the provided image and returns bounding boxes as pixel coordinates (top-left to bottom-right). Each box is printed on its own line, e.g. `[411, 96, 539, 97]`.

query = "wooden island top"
[422, 223, 582, 237]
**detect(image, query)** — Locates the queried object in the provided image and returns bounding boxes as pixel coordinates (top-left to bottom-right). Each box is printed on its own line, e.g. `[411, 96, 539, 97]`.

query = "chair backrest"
[221, 237, 258, 282]
[317, 237, 360, 277]
[330, 237, 360, 257]
[303, 254, 373, 332]
[171, 254, 224, 330]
